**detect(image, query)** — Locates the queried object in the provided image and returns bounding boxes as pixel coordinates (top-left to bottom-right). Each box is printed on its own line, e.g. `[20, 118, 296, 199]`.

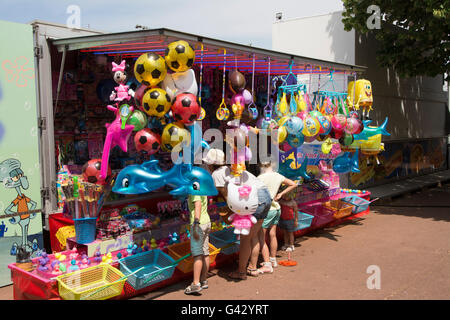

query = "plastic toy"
[94, 250, 102, 263]
[102, 252, 113, 264]
[68, 259, 80, 271]
[347, 79, 373, 118]
[333, 150, 360, 173]
[38, 258, 49, 272]
[116, 252, 122, 259]
[164, 40, 195, 73]
[171, 92, 201, 125]
[279, 157, 310, 181]
[112, 161, 218, 197]
[141, 88, 172, 118]
[150, 238, 157, 249]
[99, 103, 135, 179]
[58, 263, 67, 273]
[134, 52, 167, 87]
[126, 110, 148, 132]
[226, 183, 258, 236]
[162, 69, 198, 101]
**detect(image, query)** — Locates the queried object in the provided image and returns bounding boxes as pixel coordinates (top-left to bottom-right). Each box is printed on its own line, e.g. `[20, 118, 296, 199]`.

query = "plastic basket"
[118, 249, 177, 290]
[296, 211, 314, 230]
[209, 228, 240, 255]
[167, 241, 219, 273]
[73, 217, 97, 244]
[341, 196, 371, 213]
[323, 200, 354, 219]
[56, 263, 126, 300]
[301, 205, 335, 228]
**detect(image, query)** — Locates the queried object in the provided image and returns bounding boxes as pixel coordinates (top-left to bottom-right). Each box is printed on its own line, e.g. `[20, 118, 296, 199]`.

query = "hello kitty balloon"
[226, 182, 258, 235]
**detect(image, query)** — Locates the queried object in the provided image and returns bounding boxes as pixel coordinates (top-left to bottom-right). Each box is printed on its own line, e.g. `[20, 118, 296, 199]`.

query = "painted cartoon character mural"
[0, 159, 39, 256]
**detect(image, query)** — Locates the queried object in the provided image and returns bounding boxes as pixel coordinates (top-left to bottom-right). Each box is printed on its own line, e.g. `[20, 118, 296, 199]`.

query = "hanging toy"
[296, 91, 307, 112]
[347, 79, 373, 119]
[109, 60, 134, 102]
[278, 92, 289, 116]
[216, 49, 230, 121]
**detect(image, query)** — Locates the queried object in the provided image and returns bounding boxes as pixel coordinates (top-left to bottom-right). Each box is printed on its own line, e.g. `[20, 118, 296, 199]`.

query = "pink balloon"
[134, 84, 148, 107]
[231, 93, 245, 106]
[331, 114, 347, 131]
[345, 117, 362, 134]
[297, 111, 307, 120]
[242, 89, 253, 104]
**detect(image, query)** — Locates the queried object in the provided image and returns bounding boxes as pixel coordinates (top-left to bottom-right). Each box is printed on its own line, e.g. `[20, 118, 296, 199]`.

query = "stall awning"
[51, 28, 366, 76]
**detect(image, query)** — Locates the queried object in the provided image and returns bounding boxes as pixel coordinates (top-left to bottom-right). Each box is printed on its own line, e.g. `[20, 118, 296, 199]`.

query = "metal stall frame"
[38, 27, 366, 228]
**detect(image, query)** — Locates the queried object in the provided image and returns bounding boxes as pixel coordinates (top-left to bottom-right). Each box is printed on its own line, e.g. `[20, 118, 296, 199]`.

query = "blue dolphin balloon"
[333, 150, 360, 173]
[354, 117, 390, 141]
[279, 156, 310, 180]
[112, 160, 218, 196]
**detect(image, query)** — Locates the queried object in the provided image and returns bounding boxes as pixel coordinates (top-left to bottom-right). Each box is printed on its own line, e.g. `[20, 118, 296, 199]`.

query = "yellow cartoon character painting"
[347, 79, 373, 119]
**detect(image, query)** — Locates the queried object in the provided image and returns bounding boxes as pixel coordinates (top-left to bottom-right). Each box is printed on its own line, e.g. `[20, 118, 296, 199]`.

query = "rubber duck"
[211, 222, 218, 232]
[116, 252, 122, 259]
[51, 260, 60, 270]
[58, 254, 67, 262]
[172, 232, 179, 244]
[54, 252, 61, 260]
[150, 238, 157, 249]
[142, 239, 147, 248]
[102, 252, 113, 264]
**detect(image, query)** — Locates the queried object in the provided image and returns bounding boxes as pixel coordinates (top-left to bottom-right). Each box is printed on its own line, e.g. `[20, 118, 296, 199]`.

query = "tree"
[341, 0, 449, 80]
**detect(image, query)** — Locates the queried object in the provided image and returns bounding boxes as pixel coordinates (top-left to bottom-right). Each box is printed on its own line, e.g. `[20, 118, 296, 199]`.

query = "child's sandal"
[246, 268, 260, 277]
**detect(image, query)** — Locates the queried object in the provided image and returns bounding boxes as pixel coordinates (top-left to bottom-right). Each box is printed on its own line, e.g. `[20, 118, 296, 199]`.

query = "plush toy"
[226, 182, 258, 236]
[109, 60, 134, 102]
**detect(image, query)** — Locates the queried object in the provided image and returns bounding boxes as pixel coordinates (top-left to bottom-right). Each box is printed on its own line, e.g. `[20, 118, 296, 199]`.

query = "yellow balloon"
[272, 125, 287, 144]
[278, 116, 290, 127]
[302, 116, 320, 137]
[278, 92, 289, 115]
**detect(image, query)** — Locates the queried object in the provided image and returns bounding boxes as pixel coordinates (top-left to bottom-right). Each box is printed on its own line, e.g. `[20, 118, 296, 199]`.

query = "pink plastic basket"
[301, 204, 335, 228]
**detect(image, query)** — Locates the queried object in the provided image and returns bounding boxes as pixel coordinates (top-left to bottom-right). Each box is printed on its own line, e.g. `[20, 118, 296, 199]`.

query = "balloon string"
[251, 54, 255, 95]
[267, 57, 271, 100]
[199, 43, 204, 107]
[222, 49, 226, 102]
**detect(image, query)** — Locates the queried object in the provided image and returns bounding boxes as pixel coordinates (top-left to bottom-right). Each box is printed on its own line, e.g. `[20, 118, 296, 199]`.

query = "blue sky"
[0, 0, 344, 49]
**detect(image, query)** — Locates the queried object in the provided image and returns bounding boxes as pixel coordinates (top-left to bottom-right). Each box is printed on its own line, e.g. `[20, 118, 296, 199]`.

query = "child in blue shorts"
[184, 195, 211, 295]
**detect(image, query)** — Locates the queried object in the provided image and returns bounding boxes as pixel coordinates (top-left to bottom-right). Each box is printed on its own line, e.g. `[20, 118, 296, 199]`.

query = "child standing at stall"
[278, 185, 298, 252]
[257, 161, 298, 272]
[184, 194, 211, 295]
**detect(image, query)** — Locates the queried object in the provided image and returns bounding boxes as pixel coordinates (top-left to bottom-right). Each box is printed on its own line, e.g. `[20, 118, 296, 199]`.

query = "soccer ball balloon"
[142, 88, 172, 118]
[127, 110, 148, 132]
[164, 40, 195, 73]
[171, 92, 201, 125]
[82, 159, 110, 184]
[161, 122, 191, 152]
[134, 52, 167, 87]
[134, 128, 161, 155]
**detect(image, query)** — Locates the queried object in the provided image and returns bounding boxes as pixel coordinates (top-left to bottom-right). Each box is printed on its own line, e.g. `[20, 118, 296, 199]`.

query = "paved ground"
[1, 183, 449, 300]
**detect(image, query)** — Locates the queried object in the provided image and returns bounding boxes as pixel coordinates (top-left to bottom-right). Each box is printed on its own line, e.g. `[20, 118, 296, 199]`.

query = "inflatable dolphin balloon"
[332, 150, 360, 173]
[279, 157, 310, 180]
[112, 161, 218, 197]
[354, 117, 390, 141]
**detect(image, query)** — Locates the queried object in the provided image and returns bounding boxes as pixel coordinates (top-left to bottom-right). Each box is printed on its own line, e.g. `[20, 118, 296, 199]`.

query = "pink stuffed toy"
[226, 183, 258, 236]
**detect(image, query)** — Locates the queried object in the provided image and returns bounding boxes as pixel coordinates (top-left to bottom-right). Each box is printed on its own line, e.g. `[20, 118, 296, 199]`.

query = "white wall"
[272, 11, 355, 65]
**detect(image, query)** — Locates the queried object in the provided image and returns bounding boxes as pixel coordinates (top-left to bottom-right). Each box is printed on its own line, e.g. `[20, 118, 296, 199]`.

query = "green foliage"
[342, 0, 450, 80]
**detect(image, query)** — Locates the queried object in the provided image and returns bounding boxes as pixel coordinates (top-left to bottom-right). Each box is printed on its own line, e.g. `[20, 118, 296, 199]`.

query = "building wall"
[354, 31, 448, 141]
[272, 11, 355, 65]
